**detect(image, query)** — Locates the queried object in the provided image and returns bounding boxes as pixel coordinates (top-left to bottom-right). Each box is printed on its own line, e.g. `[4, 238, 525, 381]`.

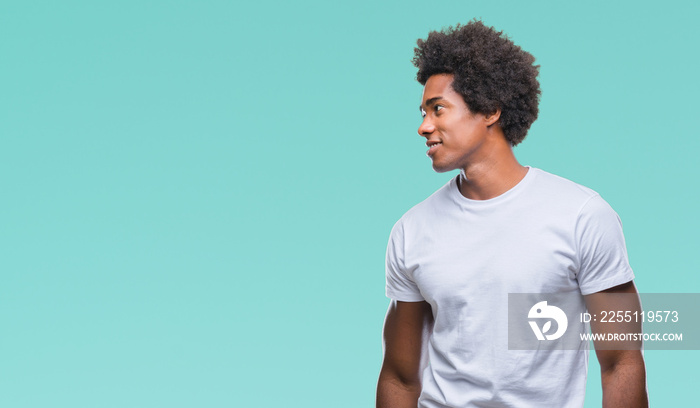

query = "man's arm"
[376, 299, 433, 408]
[584, 281, 649, 408]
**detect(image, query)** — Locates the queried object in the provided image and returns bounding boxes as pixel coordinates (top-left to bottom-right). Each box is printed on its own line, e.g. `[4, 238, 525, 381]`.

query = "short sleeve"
[385, 220, 425, 301]
[575, 194, 636, 295]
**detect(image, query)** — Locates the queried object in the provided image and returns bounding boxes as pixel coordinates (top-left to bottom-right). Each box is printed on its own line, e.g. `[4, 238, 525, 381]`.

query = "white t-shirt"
[385, 167, 635, 408]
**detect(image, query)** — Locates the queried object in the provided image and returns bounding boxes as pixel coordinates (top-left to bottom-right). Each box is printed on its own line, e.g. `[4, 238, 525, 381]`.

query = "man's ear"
[484, 109, 501, 127]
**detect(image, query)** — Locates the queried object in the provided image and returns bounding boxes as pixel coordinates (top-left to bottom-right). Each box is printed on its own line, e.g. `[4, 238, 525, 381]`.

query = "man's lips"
[426, 141, 442, 156]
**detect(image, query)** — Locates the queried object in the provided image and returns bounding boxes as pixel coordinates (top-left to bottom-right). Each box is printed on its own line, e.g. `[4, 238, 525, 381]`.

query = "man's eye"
[420, 109, 426, 118]
[435, 105, 444, 112]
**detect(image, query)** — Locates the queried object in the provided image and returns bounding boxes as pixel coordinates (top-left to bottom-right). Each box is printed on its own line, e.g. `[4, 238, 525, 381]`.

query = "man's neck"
[457, 149, 528, 201]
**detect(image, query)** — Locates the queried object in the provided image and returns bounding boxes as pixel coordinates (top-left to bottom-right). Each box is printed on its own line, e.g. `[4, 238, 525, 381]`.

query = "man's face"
[418, 74, 493, 173]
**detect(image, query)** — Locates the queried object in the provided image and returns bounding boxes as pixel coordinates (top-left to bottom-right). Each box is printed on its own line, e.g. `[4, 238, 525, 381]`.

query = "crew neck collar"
[449, 166, 538, 207]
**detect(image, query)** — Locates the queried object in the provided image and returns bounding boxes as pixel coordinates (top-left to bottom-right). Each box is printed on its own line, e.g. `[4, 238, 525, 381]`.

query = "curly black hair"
[413, 20, 541, 146]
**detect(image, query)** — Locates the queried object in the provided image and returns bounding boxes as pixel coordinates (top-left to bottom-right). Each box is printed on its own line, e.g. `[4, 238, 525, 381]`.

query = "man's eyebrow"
[420, 96, 444, 111]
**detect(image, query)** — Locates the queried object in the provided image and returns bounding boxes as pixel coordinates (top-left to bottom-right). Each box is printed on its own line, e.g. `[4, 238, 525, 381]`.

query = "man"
[376, 20, 648, 407]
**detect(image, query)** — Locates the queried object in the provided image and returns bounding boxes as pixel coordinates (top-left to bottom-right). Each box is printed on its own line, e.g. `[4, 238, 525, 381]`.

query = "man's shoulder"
[527, 168, 627, 228]
[529, 167, 600, 204]
[393, 176, 456, 227]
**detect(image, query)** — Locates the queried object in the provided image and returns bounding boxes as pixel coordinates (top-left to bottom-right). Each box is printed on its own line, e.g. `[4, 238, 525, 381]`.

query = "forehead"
[421, 73, 459, 104]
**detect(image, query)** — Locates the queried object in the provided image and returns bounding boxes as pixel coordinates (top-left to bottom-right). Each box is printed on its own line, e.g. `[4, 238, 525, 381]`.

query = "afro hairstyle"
[413, 20, 541, 146]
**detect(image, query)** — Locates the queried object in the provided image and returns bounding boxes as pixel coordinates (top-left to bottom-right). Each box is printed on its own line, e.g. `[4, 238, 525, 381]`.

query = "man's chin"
[431, 163, 454, 173]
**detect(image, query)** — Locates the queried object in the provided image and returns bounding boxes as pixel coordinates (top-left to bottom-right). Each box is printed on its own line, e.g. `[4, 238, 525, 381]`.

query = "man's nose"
[418, 118, 435, 137]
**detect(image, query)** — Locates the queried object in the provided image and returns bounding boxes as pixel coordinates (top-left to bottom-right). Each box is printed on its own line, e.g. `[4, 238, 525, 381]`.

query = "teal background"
[2, 0, 698, 406]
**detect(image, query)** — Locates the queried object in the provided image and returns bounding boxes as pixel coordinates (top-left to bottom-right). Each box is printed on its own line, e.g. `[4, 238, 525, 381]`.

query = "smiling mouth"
[427, 142, 442, 156]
